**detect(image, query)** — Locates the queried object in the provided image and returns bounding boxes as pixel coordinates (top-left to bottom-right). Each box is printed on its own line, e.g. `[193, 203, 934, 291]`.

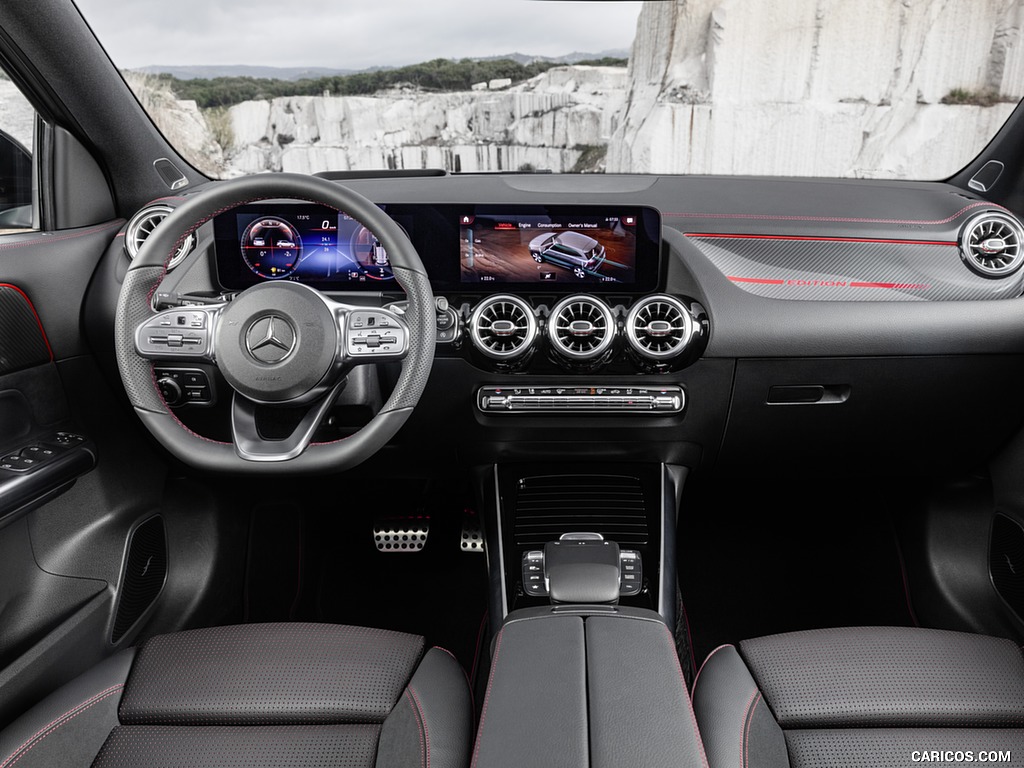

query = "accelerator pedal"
[373, 515, 430, 553]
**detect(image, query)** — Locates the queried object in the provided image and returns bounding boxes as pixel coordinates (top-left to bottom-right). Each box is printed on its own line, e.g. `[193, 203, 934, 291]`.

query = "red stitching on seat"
[740, 689, 761, 768]
[404, 690, 426, 768]
[690, 643, 735, 702]
[407, 685, 430, 768]
[661, 626, 710, 768]
[469, 628, 504, 768]
[0, 684, 123, 768]
[431, 646, 475, 716]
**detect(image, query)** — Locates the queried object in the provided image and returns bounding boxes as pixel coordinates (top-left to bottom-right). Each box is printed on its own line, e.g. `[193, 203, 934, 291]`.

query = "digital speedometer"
[350, 224, 395, 282]
[241, 217, 303, 279]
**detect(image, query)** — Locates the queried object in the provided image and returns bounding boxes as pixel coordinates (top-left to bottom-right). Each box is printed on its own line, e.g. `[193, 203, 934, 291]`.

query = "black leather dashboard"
[90, 172, 1024, 477]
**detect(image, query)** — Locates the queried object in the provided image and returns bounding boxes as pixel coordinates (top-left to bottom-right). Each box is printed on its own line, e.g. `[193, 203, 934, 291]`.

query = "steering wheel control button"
[136, 308, 213, 359]
[346, 310, 409, 359]
[154, 368, 214, 407]
[245, 315, 296, 364]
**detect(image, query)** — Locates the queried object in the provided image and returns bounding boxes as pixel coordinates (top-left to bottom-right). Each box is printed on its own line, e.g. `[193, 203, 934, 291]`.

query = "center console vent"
[512, 473, 649, 546]
[626, 295, 694, 360]
[469, 294, 538, 360]
[547, 295, 616, 360]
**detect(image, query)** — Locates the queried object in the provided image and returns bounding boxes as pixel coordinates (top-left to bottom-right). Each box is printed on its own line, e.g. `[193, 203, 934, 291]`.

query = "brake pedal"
[373, 516, 430, 552]
[461, 508, 484, 554]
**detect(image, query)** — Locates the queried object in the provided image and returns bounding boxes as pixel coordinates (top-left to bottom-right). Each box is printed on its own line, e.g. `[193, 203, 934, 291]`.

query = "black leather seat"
[692, 626, 1024, 768]
[0, 623, 472, 768]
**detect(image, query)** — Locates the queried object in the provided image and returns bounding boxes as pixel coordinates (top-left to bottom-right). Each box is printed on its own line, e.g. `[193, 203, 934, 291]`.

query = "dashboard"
[107, 173, 1024, 476]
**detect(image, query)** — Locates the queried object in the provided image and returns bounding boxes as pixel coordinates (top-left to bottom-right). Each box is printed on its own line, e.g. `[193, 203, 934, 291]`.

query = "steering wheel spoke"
[134, 305, 223, 363]
[230, 381, 345, 462]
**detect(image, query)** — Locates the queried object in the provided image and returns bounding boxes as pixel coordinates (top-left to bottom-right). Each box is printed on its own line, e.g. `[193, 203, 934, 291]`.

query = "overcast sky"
[73, 0, 643, 71]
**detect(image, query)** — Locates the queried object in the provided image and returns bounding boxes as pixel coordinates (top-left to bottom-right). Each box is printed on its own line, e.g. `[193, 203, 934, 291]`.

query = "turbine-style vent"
[547, 295, 615, 360]
[626, 295, 693, 360]
[959, 211, 1024, 278]
[125, 205, 195, 271]
[470, 295, 537, 360]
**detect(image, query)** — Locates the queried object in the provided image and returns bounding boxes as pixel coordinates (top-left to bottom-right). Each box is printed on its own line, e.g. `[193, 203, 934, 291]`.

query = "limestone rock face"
[123, 72, 225, 177]
[225, 66, 627, 175]
[607, 0, 1024, 177]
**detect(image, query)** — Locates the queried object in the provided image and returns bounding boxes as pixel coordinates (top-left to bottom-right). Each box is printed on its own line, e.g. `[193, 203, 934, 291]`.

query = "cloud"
[74, 0, 642, 70]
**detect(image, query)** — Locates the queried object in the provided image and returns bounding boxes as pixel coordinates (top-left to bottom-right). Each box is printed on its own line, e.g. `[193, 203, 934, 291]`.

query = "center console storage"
[481, 463, 683, 629]
[473, 607, 706, 768]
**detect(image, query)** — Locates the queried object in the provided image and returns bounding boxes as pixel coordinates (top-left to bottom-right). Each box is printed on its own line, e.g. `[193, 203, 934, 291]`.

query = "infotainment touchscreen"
[459, 210, 642, 286]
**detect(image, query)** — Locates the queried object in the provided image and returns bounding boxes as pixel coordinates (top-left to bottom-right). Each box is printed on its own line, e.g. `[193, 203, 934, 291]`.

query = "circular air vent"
[959, 211, 1024, 278]
[625, 295, 694, 360]
[469, 295, 538, 360]
[546, 295, 616, 361]
[125, 205, 195, 271]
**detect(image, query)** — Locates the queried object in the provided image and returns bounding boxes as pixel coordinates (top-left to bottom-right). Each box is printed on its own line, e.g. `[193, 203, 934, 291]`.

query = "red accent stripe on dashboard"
[727, 276, 786, 285]
[688, 232, 956, 247]
[849, 281, 930, 290]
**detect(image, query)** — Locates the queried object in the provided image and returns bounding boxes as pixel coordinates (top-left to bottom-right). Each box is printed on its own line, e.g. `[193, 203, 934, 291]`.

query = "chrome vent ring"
[547, 295, 616, 360]
[469, 295, 538, 360]
[626, 295, 693, 360]
[125, 205, 195, 271]
[959, 211, 1024, 278]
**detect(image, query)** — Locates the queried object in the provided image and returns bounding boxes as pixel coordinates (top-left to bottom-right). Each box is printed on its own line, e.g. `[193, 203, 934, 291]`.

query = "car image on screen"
[528, 230, 607, 278]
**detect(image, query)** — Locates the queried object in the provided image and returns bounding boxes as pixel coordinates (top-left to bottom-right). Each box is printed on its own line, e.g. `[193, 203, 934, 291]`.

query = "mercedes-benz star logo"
[245, 315, 296, 364]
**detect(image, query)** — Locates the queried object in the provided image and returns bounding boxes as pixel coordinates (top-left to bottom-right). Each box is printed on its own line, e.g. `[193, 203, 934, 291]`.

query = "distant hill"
[136, 50, 631, 81]
[137, 65, 365, 81]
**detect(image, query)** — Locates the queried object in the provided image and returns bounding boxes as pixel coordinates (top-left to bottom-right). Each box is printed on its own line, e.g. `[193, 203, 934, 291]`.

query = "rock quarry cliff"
[134, 0, 1024, 179]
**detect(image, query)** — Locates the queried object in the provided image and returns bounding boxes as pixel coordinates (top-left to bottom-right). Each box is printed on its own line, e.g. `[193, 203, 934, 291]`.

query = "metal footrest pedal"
[373, 516, 430, 552]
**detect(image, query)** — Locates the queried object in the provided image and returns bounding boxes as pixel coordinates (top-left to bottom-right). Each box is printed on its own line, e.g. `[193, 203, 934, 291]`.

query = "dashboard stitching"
[0, 219, 122, 251]
[663, 201, 1006, 225]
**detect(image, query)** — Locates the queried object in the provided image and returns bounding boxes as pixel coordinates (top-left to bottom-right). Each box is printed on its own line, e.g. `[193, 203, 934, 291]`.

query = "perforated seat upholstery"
[0, 623, 472, 768]
[692, 626, 1024, 768]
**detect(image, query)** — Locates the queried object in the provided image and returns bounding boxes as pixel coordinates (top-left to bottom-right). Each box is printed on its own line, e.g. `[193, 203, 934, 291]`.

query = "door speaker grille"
[112, 516, 167, 643]
[990, 513, 1024, 620]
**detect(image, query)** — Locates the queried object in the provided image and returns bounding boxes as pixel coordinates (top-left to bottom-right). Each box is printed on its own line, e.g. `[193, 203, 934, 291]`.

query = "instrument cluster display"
[214, 204, 395, 290]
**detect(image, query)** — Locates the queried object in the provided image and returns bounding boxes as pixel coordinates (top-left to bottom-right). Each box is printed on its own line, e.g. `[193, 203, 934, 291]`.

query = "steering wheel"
[114, 173, 435, 474]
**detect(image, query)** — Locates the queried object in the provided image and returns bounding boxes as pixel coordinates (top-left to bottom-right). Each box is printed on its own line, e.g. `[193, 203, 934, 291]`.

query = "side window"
[0, 70, 35, 233]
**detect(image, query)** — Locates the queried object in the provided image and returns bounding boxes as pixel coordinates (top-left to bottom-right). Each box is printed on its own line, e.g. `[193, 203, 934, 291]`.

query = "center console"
[472, 608, 706, 768]
[480, 463, 683, 630]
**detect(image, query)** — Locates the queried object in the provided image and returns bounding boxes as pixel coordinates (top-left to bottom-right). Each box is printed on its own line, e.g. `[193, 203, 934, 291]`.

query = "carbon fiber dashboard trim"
[689, 234, 1024, 301]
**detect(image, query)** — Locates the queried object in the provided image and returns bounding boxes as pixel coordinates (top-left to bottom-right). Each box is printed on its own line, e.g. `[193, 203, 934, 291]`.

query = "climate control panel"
[478, 385, 684, 413]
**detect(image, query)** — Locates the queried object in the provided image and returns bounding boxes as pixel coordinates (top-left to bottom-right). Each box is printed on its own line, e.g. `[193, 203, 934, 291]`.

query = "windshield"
[74, 0, 1023, 180]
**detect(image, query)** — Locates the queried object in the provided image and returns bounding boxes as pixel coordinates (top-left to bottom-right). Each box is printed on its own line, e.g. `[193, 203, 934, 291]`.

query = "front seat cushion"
[0, 623, 472, 768]
[692, 626, 1024, 768]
